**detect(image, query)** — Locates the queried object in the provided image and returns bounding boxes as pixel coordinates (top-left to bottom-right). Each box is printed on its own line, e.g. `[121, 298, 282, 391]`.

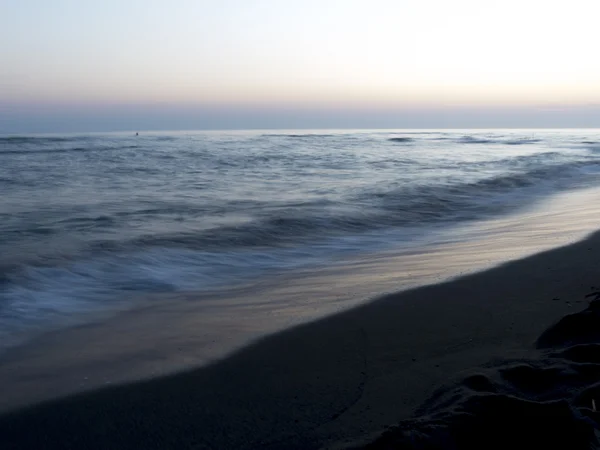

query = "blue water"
[1, 129, 600, 348]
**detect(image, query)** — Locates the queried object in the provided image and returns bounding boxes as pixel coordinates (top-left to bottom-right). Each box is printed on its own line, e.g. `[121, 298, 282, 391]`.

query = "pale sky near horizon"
[1, 0, 600, 132]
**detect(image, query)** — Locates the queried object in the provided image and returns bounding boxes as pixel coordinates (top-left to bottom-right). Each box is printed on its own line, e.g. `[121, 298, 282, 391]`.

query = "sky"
[1, 0, 600, 132]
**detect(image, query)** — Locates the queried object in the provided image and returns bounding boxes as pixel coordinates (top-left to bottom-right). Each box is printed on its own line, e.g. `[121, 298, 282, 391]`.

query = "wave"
[0, 244, 328, 350]
[583, 144, 600, 153]
[388, 137, 414, 143]
[0, 136, 74, 144]
[457, 136, 541, 145]
[492, 151, 564, 168]
[0, 145, 139, 156]
[153, 136, 177, 141]
[458, 136, 494, 144]
[373, 158, 598, 212]
[504, 138, 541, 145]
[470, 162, 586, 190]
[395, 131, 447, 135]
[260, 134, 335, 138]
[2, 143, 596, 257]
[70, 158, 598, 254]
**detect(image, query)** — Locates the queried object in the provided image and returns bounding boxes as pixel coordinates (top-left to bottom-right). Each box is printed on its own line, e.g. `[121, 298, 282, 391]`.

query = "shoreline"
[3, 224, 600, 448]
[2, 187, 600, 415]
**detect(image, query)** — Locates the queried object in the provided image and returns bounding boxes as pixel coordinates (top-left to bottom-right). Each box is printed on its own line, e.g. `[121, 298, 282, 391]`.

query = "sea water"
[2, 129, 600, 351]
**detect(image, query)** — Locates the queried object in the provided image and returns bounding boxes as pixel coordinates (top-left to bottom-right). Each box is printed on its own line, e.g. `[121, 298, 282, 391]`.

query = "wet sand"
[2, 224, 600, 449]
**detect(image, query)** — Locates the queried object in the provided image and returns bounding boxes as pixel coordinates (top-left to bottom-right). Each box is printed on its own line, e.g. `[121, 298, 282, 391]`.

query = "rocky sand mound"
[355, 294, 600, 449]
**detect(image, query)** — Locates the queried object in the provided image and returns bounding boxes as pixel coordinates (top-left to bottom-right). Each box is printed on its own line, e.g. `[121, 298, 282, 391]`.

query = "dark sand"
[2, 231, 600, 449]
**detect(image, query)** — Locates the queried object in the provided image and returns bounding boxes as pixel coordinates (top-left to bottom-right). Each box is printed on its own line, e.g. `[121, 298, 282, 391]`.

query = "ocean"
[2, 129, 600, 353]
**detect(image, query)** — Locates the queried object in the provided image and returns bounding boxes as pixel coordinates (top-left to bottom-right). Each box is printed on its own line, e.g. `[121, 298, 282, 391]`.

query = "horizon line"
[2, 126, 600, 136]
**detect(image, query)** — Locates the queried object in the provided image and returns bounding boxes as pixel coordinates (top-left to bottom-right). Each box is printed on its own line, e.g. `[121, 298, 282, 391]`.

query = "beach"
[2, 130, 600, 448]
[4, 0, 600, 444]
[2, 209, 600, 448]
